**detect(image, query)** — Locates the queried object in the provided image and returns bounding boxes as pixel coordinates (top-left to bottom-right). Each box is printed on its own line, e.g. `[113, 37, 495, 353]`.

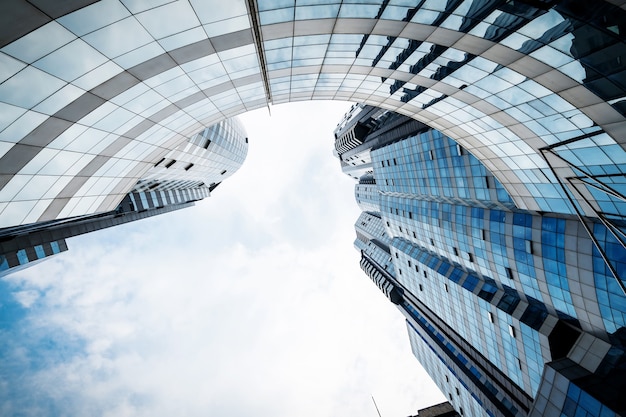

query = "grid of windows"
[137, 117, 248, 192]
[405, 306, 509, 417]
[342, 103, 626, 415]
[2, 0, 626, 231]
[592, 223, 626, 333]
[392, 235, 546, 398]
[2, 3, 626, 413]
[371, 130, 513, 207]
[541, 217, 577, 318]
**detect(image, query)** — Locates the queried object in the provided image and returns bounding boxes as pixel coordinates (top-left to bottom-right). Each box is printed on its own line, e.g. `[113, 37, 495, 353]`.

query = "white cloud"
[1, 101, 445, 417]
[12, 290, 39, 308]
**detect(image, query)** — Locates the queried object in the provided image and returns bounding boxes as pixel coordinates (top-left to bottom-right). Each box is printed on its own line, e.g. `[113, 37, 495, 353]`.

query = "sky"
[0, 101, 445, 417]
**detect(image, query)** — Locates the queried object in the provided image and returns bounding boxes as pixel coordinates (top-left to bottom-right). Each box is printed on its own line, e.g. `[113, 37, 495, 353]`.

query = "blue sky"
[0, 101, 444, 416]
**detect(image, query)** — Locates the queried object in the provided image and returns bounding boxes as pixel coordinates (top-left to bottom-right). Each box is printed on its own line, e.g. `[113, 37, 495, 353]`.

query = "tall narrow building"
[336, 104, 626, 417]
[0, 118, 248, 276]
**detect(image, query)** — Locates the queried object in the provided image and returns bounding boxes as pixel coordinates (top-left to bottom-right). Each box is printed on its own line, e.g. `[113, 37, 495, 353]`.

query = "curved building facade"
[0, 116, 248, 275]
[338, 104, 626, 417]
[1, 1, 626, 416]
[0, 0, 625, 227]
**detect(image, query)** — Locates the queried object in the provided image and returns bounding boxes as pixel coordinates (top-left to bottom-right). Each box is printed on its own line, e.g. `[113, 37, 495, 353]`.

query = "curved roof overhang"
[1, 0, 625, 227]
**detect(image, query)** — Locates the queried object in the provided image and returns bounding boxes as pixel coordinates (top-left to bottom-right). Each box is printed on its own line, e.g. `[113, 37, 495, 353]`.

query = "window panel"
[2, 21, 75, 64]
[295, 5, 340, 20]
[84, 17, 154, 58]
[58, 0, 131, 36]
[113, 42, 165, 69]
[0, 66, 66, 108]
[33, 83, 86, 115]
[203, 16, 251, 37]
[136, 1, 201, 39]
[33, 39, 108, 82]
[0, 103, 28, 133]
[158, 27, 207, 52]
[190, 0, 249, 23]
[72, 61, 124, 91]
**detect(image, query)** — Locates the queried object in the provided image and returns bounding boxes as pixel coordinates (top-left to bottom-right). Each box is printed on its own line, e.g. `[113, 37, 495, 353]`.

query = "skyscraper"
[335, 104, 626, 416]
[1, 0, 625, 228]
[0, 1, 625, 415]
[0, 117, 248, 275]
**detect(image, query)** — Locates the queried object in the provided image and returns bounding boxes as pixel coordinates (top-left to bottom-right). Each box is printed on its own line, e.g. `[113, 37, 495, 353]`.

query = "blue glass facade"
[337, 104, 626, 416]
[2, 1, 626, 415]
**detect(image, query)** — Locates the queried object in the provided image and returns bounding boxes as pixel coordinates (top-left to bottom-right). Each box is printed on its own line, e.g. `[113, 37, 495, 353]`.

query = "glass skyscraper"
[0, 117, 248, 275]
[0, 1, 625, 415]
[335, 104, 625, 417]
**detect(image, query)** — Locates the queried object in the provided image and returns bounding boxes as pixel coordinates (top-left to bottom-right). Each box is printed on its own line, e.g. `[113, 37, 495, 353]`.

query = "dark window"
[549, 321, 581, 359]
[154, 157, 165, 167]
[164, 159, 176, 168]
[462, 275, 479, 291]
[505, 267, 514, 280]
[520, 301, 548, 330]
[220, 170, 227, 175]
[184, 163, 194, 171]
[498, 292, 520, 314]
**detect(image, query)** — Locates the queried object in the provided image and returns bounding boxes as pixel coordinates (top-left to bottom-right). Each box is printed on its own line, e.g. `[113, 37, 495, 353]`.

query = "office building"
[335, 104, 626, 416]
[1, 0, 625, 225]
[0, 118, 248, 275]
[0, 1, 625, 414]
[408, 402, 460, 417]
